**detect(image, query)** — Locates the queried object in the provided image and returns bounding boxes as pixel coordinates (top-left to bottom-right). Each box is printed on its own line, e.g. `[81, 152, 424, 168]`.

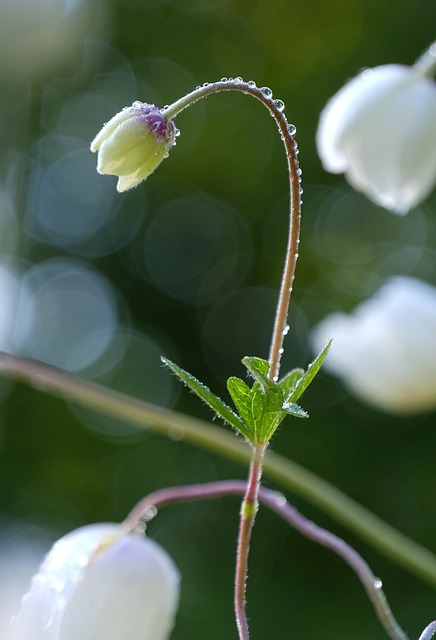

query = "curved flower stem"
[124, 480, 408, 640]
[165, 79, 301, 381]
[419, 622, 436, 640]
[165, 79, 301, 638]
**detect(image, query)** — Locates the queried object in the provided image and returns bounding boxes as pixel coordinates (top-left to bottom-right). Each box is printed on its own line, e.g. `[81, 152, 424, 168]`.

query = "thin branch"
[124, 480, 408, 640]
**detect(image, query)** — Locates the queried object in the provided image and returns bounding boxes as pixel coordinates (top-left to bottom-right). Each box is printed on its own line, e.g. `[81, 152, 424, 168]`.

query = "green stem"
[1, 351, 436, 587]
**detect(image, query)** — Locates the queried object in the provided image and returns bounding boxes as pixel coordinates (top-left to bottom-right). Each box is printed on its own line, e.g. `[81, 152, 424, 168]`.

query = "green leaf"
[283, 401, 309, 419]
[228, 377, 284, 444]
[287, 341, 332, 403]
[227, 377, 256, 435]
[279, 368, 304, 401]
[242, 356, 270, 380]
[250, 385, 268, 440]
[240, 356, 310, 440]
[161, 357, 251, 439]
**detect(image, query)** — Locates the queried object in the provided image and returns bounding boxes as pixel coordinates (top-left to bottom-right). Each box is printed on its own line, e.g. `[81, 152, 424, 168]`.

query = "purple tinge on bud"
[90, 102, 176, 192]
[132, 102, 172, 141]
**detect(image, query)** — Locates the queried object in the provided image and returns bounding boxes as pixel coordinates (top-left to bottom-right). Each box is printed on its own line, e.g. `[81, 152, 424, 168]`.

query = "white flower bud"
[316, 64, 436, 213]
[91, 103, 176, 192]
[312, 277, 436, 413]
[9, 523, 180, 640]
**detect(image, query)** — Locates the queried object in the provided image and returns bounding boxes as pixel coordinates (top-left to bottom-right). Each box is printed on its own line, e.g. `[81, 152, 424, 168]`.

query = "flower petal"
[312, 277, 436, 413]
[60, 535, 180, 640]
[9, 523, 180, 640]
[90, 108, 136, 152]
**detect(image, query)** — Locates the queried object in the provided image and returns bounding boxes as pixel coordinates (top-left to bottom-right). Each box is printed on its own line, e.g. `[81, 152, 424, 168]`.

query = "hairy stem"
[165, 79, 302, 637]
[234, 445, 265, 639]
[124, 479, 408, 640]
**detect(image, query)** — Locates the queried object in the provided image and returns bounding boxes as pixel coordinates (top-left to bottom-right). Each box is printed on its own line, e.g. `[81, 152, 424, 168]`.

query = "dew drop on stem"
[261, 86, 273, 98]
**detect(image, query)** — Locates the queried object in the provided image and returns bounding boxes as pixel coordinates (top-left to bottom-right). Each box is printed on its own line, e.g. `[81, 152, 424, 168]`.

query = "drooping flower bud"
[312, 277, 436, 414]
[9, 523, 180, 640]
[316, 64, 436, 213]
[91, 103, 176, 192]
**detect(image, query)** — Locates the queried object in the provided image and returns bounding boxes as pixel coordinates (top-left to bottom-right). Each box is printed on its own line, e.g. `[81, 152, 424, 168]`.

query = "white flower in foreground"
[9, 523, 180, 640]
[312, 277, 436, 413]
[91, 102, 176, 192]
[316, 64, 436, 213]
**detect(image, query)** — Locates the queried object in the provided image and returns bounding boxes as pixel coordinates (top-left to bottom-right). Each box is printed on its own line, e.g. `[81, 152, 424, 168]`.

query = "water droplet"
[247, 80, 256, 88]
[143, 506, 158, 521]
[274, 99, 285, 111]
[221, 77, 228, 82]
[260, 86, 273, 98]
[195, 85, 200, 90]
[297, 168, 302, 176]
[274, 493, 287, 507]
[228, 77, 234, 82]
[203, 82, 211, 87]
[174, 127, 181, 137]
[168, 425, 185, 441]
[282, 325, 290, 336]
[374, 578, 383, 589]
[132, 100, 143, 109]
[279, 348, 284, 355]
[273, 375, 279, 382]
[234, 76, 243, 84]
[133, 521, 147, 535]
[287, 123, 297, 135]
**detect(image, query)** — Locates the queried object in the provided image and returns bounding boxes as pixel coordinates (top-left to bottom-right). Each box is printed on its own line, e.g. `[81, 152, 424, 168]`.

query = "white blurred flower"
[316, 62, 436, 213]
[0, 0, 94, 82]
[9, 523, 180, 640]
[91, 103, 176, 192]
[312, 277, 436, 413]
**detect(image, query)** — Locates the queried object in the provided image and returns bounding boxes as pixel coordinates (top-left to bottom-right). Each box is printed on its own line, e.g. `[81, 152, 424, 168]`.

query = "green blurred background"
[0, 0, 435, 637]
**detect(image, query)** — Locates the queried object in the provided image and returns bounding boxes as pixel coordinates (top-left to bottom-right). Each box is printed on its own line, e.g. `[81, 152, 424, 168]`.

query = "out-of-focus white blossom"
[9, 523, 180, 640]
[312, 277, 436, 413]
[91, 103, 176, 192]
[0, 0, 95, 82]
[316, 63, 436, 213]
